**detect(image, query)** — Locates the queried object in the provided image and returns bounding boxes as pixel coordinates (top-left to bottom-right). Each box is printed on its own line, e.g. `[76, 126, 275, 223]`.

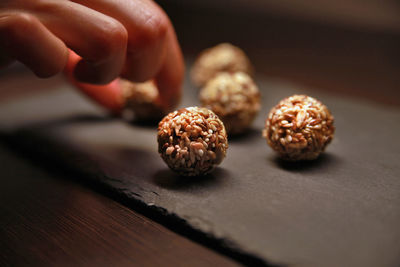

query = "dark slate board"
[1, 74, 400, 267]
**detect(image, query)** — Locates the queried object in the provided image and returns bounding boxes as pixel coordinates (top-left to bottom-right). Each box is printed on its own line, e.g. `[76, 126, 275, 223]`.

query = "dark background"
[158, 0, 400, 106]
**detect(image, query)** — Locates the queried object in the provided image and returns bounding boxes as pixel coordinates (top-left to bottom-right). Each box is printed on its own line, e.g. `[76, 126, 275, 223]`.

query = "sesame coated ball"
[191, 43, 253, 87]
[120, 79, 165, 121]
[262, 95, 335, 161]
[157, 107, 228, 176]
[200, 72, 260, 135]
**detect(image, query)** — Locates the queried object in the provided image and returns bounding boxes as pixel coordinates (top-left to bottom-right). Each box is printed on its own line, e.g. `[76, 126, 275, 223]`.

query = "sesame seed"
[166, 146, 174, 155]
[198, 149, 204, 157]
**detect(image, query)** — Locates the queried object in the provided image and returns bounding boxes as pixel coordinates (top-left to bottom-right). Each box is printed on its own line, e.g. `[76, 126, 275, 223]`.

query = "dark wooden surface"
[0, 138, 239, 267]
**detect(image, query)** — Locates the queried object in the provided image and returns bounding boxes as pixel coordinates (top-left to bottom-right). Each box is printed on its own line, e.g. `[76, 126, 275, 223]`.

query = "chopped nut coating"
[200, 72, 260, 135]
[120, 79, 165, 121]
[158, 107, 228, 176]
[191, 43, 253, 87]
[263, 95, 335, 161]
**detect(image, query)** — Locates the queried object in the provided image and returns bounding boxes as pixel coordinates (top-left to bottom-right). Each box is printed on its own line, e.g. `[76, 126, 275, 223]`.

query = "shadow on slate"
[269, 153, 343, 174]
[153, 167, 230, 191]
[0, 74, 399, 267]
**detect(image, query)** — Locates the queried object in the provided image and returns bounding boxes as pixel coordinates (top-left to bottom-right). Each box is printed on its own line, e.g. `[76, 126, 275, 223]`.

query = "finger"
[155, 25, 184, 111]
[64, 50, 124, 113]
[34, 1, 128, 84]
[0, 12, 68, 77]
[71, 0, 169, 82]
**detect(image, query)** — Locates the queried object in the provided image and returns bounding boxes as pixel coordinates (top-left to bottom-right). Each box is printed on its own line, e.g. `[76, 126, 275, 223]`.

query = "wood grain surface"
[0, 143, 239, 267]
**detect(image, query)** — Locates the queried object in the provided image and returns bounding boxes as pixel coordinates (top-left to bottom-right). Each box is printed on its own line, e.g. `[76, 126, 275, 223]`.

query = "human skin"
[0, 0, 184, 111]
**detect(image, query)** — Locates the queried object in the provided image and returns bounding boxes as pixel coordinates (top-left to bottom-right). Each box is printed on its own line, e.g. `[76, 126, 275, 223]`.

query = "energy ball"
[157, 107, 228, 176]
[200, 72, 260, 135]
[120, 79, 165, 121]
[191, 43, 253, 87]
[262, 95, 335, 161]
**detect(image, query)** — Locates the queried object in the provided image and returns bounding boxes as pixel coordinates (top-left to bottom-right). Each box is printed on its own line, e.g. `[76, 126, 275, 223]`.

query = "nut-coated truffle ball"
[158, 107, 228, 176]
[120, 79, 164, 121]
[191, 43, 253, 87]
[200, 72, 260, 135]
[262, 95, 335, 161]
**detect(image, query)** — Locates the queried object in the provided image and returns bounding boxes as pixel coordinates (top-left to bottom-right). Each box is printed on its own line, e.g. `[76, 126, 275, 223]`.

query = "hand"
[0, 0, 184, 112]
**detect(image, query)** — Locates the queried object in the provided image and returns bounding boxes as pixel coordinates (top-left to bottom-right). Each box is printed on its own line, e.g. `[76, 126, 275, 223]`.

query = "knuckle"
[133, 11, 168, 48]
[11, 12, 36, 25]
[93, 20, 128, 60]
[106, 20, 129, 48]
[1, 13, 38, 38]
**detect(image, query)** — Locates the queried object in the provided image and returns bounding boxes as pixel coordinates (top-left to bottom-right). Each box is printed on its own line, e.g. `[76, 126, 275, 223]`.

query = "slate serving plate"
[1, 72, 399, 267]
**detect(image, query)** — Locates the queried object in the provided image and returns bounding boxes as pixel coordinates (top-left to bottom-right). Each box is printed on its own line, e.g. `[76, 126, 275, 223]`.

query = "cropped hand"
[0, 0, 184, 111]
